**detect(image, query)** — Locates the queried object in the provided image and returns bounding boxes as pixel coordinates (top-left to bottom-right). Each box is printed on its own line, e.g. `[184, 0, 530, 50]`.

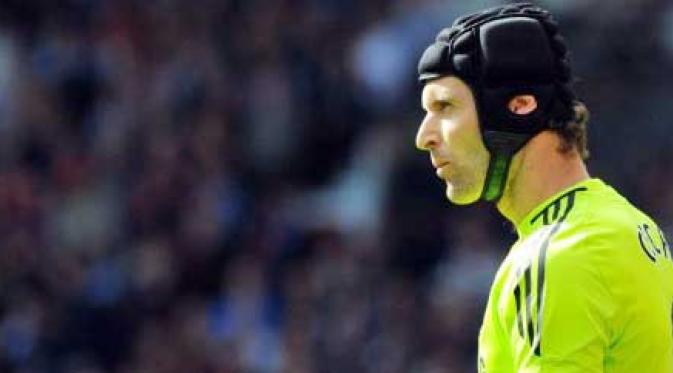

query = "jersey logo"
[637, 224, 671, 263]
[514, 186, 585, 356]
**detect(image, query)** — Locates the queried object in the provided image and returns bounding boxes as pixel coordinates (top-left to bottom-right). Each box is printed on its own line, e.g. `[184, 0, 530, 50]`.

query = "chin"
[445, 185, 480, 205]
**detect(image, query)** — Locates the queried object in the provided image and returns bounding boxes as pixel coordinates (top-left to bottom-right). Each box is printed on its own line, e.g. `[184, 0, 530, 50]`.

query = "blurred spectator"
[0, 0, 670, 372]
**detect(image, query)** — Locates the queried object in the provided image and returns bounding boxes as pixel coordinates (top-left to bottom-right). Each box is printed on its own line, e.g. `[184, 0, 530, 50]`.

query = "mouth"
[433, 162, 449, 178]
[432, 161, 449, 169]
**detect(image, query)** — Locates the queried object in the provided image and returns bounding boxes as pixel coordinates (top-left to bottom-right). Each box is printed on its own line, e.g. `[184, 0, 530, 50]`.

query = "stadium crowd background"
[0, 0, 672, 372]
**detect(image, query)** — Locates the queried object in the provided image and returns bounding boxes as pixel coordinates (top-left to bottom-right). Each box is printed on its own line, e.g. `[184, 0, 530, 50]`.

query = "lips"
[432, 160, 449, 179]
[432, 160, 449, 169]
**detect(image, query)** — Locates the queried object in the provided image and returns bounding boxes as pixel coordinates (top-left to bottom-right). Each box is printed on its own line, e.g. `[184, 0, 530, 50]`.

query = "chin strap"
[480, 131, 530, 202]
[481, 152, 511, 202]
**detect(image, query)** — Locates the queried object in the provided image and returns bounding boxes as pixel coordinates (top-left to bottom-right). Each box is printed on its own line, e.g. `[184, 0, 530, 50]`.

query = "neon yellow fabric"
[478, 178, 673, 372]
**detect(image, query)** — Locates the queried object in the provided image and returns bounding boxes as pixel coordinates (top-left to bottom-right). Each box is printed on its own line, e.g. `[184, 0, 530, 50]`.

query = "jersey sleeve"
[519, 233, 618, 372]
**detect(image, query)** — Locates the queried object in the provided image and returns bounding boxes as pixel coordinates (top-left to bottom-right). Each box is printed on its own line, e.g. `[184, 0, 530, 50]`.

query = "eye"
[435, 100, 452, 112]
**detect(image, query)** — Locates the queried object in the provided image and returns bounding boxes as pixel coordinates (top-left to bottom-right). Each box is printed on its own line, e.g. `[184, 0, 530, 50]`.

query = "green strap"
[481, 152, 512, 202]
[480, 130, 529, 203]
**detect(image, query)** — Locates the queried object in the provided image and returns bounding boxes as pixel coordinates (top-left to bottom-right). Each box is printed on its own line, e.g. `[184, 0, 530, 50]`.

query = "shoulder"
[518, 179, 668, 283]
[545, 185, 669, 289]
[552, 182, 659, 257]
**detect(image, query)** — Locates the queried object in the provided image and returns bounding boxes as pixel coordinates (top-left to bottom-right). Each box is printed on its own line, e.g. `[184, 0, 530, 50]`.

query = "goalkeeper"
[415, 3, 673, 372]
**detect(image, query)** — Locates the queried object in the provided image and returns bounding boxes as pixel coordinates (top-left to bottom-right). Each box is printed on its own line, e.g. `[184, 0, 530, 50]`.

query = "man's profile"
[415, 3, 673, 372]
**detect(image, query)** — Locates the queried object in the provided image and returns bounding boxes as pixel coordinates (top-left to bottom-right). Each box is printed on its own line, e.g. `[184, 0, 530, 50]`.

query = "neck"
[496, 132, 590, 226]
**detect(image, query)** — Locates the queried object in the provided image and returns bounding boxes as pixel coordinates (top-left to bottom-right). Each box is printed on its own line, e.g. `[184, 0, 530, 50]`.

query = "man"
[415, 3, 673, 372]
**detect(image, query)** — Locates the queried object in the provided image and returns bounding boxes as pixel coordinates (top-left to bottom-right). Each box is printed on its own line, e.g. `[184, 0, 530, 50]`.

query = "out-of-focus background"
[0, 0, 672, 372]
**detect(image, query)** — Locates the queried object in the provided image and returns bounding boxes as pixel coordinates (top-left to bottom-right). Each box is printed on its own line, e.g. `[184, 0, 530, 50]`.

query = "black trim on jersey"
[524, 266, 534, 347]
[534, 251, 546, 355]
[513, 279, 525, 337]
[659, 228, 672, 259]
[530, 187, 587, 227]
[519, 186, 585, 356]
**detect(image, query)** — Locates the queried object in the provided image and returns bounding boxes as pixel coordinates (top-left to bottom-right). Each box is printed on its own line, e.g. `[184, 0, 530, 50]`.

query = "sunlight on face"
[416, 77, 490, 204]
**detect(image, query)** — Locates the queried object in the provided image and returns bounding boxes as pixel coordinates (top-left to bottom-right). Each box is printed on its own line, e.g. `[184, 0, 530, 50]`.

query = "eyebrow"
[422, 91, 454, 111]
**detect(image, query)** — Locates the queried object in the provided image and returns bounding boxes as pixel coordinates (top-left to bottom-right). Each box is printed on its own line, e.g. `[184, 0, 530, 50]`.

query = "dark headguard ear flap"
[477, 17, 557, 136]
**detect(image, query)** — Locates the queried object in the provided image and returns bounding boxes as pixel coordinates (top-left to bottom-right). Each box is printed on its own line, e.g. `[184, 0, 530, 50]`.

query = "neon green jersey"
[478, 178, 673, 373]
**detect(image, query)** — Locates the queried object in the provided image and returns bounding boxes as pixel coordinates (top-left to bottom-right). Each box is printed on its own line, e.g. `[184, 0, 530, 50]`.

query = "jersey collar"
[515, 178, 604, 238]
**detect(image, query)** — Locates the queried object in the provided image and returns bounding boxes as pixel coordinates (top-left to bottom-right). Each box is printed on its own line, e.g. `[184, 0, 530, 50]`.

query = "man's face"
[416, 76, 490, 205]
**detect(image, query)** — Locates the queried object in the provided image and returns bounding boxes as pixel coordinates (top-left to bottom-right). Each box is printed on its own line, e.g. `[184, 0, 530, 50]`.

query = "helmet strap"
[480, 131, 530, 202]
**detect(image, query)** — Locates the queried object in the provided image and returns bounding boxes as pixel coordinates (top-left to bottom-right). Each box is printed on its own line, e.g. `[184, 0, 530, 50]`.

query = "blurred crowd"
[0, 0, 672, 372]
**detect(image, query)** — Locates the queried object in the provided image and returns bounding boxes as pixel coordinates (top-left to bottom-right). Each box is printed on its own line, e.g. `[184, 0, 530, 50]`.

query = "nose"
[415, 113, 440, 151]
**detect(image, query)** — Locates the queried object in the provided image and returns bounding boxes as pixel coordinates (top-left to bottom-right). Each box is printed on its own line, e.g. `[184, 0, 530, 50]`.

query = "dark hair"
[552, 101, 589, 160]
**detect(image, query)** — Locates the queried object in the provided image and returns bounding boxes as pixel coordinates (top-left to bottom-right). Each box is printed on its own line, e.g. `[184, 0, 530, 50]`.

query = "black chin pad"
[479, 17, 555, 87]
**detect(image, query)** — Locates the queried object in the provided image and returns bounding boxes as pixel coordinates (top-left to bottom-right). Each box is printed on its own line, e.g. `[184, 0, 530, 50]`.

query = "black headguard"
[418, 3, 576, 202]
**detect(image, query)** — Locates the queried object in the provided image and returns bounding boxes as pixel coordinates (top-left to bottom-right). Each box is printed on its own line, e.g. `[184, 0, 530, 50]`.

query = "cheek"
[465, 133, 489, 157]
[441, 119, 483, 155]
[439, 119, 462, 149]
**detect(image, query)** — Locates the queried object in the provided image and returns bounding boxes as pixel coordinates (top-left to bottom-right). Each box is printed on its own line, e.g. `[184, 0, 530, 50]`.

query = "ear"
[507, 95, 537, 115]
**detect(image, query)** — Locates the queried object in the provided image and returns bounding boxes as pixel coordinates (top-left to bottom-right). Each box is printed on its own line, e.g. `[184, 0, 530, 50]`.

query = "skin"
[416, 76, 589, 225]
[416, 76, 490, 205]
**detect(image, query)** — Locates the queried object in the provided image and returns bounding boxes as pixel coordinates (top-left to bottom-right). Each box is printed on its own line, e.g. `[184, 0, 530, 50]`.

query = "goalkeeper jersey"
[478, 178, 673, 373]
